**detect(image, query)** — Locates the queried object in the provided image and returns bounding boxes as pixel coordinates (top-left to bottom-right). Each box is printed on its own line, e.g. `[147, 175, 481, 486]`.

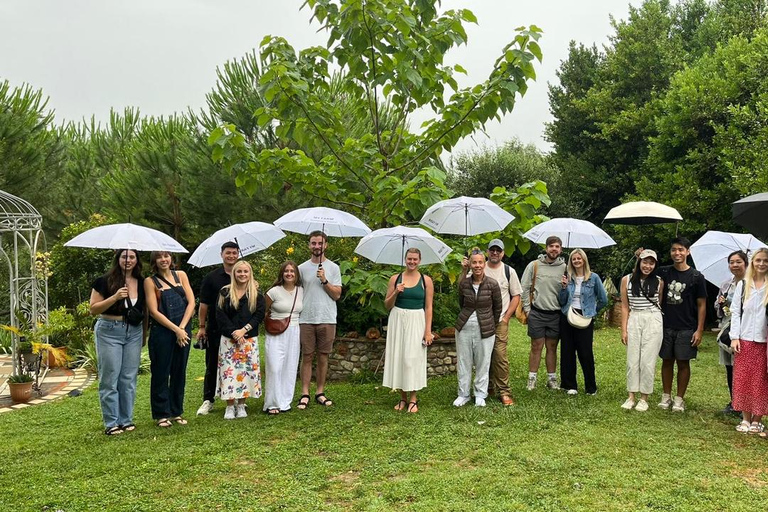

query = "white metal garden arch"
[0, 190, 48, 375]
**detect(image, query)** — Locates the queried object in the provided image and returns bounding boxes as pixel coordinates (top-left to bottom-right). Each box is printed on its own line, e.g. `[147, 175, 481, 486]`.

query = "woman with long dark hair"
[382, 248, 434, 413]
[715, 250, 747, 416]
[144, 251, 196, 427]
[263, 260, 303, 415]
[89, 249, 146, 435]
[216, 260, 265, 420]
[730, 248, 768, 435]
[558, 248, 608, 396]
[620, 249, 664, 411]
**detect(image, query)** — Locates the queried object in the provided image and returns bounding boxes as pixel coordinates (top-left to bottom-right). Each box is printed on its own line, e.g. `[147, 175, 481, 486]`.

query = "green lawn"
[1, 324, 766, 511]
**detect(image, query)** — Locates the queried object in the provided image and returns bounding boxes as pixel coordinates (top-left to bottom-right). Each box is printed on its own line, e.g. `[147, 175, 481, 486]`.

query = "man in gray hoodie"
[520, 236, 567, 390]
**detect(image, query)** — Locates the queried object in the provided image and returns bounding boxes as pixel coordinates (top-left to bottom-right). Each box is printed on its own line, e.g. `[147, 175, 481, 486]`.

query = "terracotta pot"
[9, 381, 34, 404]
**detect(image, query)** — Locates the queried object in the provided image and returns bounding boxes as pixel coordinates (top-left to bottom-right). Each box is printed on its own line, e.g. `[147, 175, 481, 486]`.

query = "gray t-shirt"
[298, 259, 342, 324]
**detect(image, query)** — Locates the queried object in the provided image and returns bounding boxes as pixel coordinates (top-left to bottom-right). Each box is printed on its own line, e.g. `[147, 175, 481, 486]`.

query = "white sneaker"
[236, 404, 248, 418]
[546, 378, 560, 390]
[196, 400, 213, 416]
[526, 376, 537, 391]
[658, 394, 672, 410]
[621, 398, 636, 410]
[453, 396, 470, 407]
[635, 399, 649, 412]
[475, 397, 486, 407]
[566, 389, 578, 396]
[671, 396, 685, 412]
[224, 405, 236, 420]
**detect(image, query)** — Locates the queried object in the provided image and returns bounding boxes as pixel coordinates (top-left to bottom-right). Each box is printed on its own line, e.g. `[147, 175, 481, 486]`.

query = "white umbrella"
[64, 223, 187, 252]
[523, 218, 616, 249]
[354, 226, 452, 266]
[419, 196, 514, 236]
[187, 222, 286, 267]
[604, 201, 682, 225]
[690, 230, 767, 286]
[274, 207, 371, 238]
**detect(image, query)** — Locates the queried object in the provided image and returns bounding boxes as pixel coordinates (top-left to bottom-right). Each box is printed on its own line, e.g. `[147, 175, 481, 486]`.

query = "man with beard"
[520, 236, 567, 391]
[196, 241, 240, 415]
[297, 231, 342, 409]
[463, 239, 521, 405]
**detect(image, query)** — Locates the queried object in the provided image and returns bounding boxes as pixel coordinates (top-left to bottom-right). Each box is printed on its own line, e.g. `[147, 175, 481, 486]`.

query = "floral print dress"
[215, 288, 265, 400]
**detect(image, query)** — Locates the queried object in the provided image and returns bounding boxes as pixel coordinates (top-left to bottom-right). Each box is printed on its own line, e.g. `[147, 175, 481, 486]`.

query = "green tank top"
[394, 273, 426, 310]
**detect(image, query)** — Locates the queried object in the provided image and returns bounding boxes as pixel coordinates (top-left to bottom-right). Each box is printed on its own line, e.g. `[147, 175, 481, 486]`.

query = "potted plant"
[7, 372, 34, 404]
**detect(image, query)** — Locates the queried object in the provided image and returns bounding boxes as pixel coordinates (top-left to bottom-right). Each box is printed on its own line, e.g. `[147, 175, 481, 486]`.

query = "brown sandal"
[297, 395, 310, 410]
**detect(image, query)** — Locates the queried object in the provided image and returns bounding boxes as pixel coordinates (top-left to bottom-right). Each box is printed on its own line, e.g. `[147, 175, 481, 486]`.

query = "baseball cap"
[488, 239, 505, 251]
[638, 249, 657, 261]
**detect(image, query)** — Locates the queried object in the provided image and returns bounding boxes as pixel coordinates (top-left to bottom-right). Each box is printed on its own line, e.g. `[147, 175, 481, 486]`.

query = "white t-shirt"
[571, 276, 584, 310]
[298, 259, 342, 324]
[266, 286, 304, 326]
[484, 263, 522, 321]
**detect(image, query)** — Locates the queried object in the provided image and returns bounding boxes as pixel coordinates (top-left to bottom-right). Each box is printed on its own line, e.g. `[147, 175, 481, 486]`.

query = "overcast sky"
[0, 0, 640, 154]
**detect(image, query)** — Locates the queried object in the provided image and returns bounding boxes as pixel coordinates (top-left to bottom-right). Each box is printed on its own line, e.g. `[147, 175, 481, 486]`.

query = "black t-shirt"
[199, 267, 232, 333]
[658, 265, 707, 331]
[91, 275, 145, 316]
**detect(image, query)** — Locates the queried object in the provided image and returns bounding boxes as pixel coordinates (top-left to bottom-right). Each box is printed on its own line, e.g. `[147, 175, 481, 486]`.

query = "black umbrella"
[733, 192, 768, 239]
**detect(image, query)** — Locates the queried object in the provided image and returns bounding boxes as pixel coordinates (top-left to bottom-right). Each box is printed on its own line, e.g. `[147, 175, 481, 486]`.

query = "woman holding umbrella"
[216, 260, 265, 420]
[730, 248, 768, 435]
[715, 251, 748, 416]
[454, 248, 502, 407]
[89, 249, 146, 435]
[382, 248, 435, 413]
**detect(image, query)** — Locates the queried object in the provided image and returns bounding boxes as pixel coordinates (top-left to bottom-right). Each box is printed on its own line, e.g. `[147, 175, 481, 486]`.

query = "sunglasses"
[488, 247, 503, 253]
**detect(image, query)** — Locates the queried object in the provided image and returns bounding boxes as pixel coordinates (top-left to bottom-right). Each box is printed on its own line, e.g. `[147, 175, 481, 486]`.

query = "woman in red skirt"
[730, 248, 768, 435]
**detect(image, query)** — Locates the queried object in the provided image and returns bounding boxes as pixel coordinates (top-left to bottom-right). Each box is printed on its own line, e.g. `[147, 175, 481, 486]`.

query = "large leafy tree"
[211, 0, 543, 228]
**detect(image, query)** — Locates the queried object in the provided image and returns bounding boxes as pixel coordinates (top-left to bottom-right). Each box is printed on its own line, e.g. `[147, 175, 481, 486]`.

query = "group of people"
[88, 228, 768, 436]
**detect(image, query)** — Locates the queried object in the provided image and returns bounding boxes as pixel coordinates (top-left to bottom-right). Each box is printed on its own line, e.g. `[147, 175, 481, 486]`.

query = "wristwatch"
[321, 280, 329, 285]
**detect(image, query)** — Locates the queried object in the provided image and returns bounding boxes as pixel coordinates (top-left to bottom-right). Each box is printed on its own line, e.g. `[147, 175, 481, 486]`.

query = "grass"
[1, 324, 767, 511]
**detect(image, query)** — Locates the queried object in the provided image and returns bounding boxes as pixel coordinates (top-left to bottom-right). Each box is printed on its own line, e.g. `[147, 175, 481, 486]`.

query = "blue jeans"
[95, 318, 143, 428]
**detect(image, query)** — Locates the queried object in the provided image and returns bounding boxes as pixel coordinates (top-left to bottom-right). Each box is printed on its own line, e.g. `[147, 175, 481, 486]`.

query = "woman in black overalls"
[144, 251, 196, 427]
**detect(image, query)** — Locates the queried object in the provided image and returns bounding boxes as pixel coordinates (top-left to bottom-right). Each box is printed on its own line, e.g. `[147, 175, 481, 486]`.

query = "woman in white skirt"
[215, 260, 265, 420]
[383, 248, 434, 413]
[620, 249, 664, 411]
[263, 261, 304, 415]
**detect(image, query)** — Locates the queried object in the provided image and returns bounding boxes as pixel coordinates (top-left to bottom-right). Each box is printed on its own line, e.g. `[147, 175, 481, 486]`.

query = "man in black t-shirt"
[195, 241, 239, 416]
[655, 237, 707, 413]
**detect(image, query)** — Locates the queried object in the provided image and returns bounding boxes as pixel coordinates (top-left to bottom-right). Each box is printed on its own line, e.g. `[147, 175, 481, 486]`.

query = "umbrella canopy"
[64, 223, 187, 253]
[419, 196, 514, 236]
[523, 218, 616, 249]
[187, 222, 286, 268]
[690, 230, 767, 286]
[354, 226, 452, 266]
[274, 207, 371, 238]
[733, 192, 768, 239]
[604, 201, 683, 225]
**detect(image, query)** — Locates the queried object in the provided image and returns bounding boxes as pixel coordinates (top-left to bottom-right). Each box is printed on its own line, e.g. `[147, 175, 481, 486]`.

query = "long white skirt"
[263, 324, 301, 411]
[383, 307, 427, 392]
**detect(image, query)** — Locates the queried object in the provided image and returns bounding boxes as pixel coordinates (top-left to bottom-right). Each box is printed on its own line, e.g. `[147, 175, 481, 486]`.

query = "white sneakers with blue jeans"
[96, 318, 142, 428]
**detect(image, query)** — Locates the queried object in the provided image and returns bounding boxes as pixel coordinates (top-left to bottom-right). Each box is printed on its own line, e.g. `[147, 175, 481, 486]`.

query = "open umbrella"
[603, 201, 683, 225]
[187, 222, 286, 268]
[733, 192, 768, 239]
[274, 207, 371, 238]
[690, 230, 767, 286]
[64, 223, 187, 253]
[419, 196, 514, 236]
[354, 226, 452, 266]
[523, 218, 616, 249]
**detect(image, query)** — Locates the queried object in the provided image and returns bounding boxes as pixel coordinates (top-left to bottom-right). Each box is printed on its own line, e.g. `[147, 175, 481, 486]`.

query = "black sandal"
[267, 408, 280, 415]
[407, 401, 419, 413]
[315, 393, 334, 407]
[105, 426, 124, 436]
[394, 399, 407, 411]
[157, 419, 172, 428]
[121, 423, 136, 432]
[297, 394, 310, 410]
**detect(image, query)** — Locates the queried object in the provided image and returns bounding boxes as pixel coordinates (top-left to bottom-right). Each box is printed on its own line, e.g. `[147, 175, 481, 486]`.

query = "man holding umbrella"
[297, 231, 342, 409]
[195, 241, 240, 416]
[520, 236, 566, 390]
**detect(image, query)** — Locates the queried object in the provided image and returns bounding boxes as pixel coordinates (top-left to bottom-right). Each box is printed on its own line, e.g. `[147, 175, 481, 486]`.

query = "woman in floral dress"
[216, 260, 265, 420]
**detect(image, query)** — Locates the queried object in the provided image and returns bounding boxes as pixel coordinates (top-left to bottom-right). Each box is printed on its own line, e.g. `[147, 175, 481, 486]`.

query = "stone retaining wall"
[327, 337, 457, 381]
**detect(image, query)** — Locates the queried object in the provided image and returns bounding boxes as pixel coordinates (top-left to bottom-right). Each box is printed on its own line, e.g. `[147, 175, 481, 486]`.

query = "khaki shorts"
[300, 324, 336, 355]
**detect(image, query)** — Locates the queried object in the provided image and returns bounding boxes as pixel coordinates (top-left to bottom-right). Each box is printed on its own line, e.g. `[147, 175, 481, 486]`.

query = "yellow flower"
[286, 246, 295, 255]
[260, 267, 266, 274]
[352, 256, 358, 263]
